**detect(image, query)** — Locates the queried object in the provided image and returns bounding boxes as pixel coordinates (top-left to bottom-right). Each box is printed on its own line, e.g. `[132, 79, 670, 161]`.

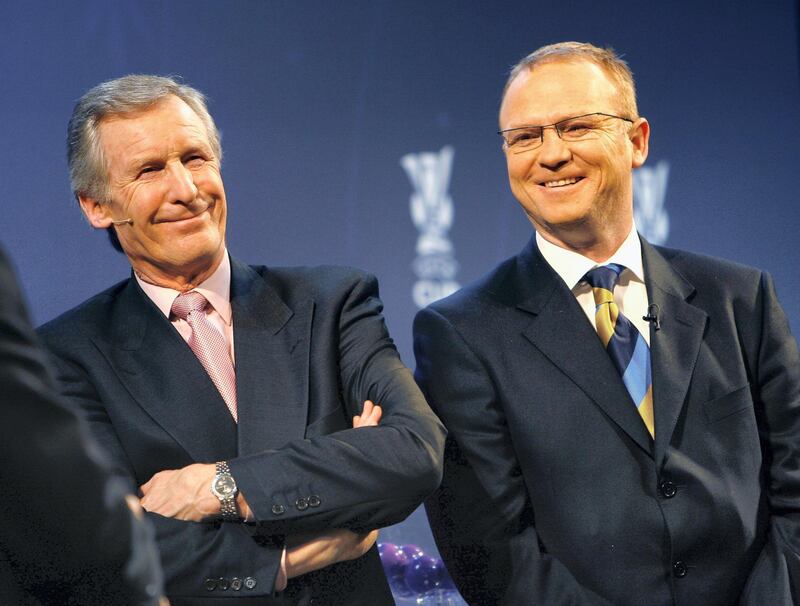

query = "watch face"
[213, 474, 237, 498]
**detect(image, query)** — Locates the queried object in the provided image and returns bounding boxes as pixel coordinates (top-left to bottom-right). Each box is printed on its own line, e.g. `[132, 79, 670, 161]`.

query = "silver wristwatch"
[211, 461, 239, 521]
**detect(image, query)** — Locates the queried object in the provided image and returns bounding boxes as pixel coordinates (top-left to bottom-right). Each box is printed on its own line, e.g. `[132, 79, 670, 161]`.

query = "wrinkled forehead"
[499, 59, 622, 128]
[100, 95, 206, 135]
[97, 97, 210, 160]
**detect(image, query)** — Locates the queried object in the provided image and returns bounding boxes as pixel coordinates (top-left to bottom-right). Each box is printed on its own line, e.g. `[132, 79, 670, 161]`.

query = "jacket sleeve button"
[244, 576, 257, 590]
[271, 504, 285, 515]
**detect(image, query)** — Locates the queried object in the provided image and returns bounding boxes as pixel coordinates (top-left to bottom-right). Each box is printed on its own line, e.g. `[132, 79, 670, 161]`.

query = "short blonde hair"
[502, 41, 639, 119]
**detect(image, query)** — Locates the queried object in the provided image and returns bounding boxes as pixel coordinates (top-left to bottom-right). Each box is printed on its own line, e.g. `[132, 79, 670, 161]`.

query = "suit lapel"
[230, 259, 312, 456]
[97, 277, 238, 462]
[515, 238, 654, 456]
[641, 240, 708, 468]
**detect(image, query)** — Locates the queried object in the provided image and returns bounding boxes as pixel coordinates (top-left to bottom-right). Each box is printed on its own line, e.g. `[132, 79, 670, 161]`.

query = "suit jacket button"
[308, 494, 321, 507]
[673, 560, 688, 578]
[271, 504, 285, 515]
[218, 577, 230, 590]
[204, 578, 218, 591]
[244, 576, 257, 590]
[230, 577, 243, 591]
[659, 480, 677, 498]
[295, 497, 309, 511]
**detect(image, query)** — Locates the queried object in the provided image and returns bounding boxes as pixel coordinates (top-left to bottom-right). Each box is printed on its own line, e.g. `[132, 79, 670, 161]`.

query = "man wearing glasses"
[414, 41, 800, 605]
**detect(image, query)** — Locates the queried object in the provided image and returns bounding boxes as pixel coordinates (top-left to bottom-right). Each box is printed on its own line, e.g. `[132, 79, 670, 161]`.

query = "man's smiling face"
[499, 59, 648, 252]
[80, 94, 227, 286]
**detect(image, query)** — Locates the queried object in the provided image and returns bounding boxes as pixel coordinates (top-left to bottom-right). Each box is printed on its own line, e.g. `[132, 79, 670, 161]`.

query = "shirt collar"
[135, 249, 232, 325]
[535, 224, 645, 290]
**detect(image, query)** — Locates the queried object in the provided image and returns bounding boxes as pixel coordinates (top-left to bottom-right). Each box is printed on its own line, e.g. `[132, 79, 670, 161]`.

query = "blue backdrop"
[2, 1, 798, 603]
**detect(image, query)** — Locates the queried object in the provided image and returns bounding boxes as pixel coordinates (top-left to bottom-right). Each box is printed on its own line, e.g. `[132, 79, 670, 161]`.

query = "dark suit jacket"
[0, 246, 163, 605]
[413, 236, 800, 605]
[38, 256, 445, 605]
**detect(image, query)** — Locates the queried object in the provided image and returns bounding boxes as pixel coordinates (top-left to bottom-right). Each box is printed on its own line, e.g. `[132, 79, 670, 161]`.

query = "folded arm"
[226, 272, 446, 536]
[40, 352, 284, 598]
[139, 400, 384, 522]
[139, 402, 384, 586]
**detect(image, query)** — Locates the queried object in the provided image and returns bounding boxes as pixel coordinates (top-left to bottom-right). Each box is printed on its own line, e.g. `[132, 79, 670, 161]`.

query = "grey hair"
[67, 74, 222, 203]
[502, 42, 639, 119]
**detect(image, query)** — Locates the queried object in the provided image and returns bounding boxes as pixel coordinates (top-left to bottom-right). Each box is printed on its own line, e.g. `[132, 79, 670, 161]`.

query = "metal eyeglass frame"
[498, 112, 634, 150]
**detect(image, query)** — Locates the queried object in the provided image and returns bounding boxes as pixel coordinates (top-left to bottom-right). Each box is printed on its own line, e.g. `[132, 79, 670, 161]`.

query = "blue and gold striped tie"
[583, 264, 654, 438]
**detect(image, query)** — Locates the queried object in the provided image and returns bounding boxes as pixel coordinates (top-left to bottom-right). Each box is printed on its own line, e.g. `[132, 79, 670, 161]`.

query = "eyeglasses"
[498, 112, 633, 151]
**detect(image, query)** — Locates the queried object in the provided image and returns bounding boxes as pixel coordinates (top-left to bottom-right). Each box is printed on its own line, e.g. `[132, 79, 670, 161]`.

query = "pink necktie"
[171, 291, 238, 422]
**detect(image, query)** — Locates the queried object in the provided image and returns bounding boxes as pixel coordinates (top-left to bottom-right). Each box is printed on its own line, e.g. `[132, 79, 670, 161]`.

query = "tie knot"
[171, 291, 209, 320]
[583, 264, 625, 302]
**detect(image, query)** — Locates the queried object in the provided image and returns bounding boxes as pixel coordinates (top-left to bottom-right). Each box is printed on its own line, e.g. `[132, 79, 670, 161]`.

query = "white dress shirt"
[536, 226, 651, 345]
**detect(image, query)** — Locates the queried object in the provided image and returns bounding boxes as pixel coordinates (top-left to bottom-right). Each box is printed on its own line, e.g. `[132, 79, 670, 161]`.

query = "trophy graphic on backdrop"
[633, 160, 670, 245]
[401, 145, 460, 309]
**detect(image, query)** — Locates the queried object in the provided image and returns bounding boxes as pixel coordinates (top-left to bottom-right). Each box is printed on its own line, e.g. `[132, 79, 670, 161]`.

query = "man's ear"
[78, 195, 113, 229]
[629, 117, 650, 168]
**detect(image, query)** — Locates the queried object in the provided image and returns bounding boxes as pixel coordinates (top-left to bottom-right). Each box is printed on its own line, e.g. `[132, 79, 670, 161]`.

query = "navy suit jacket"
[0, 246, 163, 605]
[414, 236, 800, 605]
[39, 256, 445, 605]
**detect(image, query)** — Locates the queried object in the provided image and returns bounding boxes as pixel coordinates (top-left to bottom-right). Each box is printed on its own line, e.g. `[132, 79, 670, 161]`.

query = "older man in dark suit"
[414, 42, 800, 605]
[0, 245, 164, 605]
[39, 75, 444, 605]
